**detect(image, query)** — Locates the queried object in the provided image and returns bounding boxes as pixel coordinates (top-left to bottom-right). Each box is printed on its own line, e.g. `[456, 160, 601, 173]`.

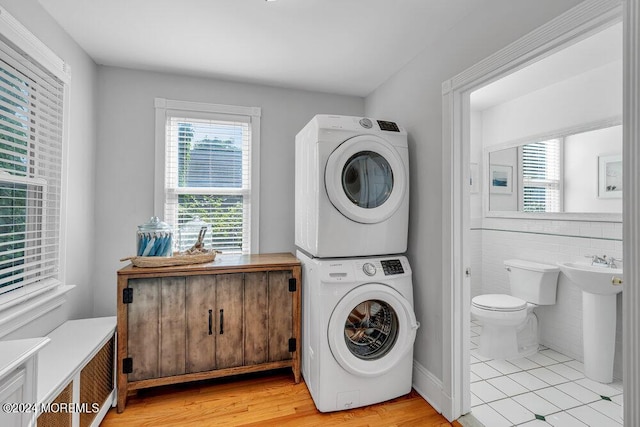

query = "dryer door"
[327, 283, 418, 377]
[325, 135, 407, 224]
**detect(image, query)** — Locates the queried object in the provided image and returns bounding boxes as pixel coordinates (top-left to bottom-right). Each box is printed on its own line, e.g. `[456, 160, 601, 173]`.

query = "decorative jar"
[136, 216, 173, 257]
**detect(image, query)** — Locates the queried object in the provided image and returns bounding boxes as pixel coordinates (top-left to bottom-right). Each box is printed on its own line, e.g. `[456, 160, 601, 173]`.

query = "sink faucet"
[586, 255, 619, 268]
[606, 256, 621, 269]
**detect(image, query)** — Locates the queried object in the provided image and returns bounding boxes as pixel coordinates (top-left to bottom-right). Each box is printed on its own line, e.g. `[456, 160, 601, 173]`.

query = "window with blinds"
[0, 38, 64, 298]
[520, 139, 562, 212]
[159, 102, 259, 254]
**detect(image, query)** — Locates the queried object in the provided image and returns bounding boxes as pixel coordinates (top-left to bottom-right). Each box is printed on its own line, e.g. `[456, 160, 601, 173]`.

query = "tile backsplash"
[470, 218, 623, 380]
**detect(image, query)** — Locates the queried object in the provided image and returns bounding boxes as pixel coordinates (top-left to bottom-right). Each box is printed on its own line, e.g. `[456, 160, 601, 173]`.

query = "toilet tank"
[504, 259, 560, 305]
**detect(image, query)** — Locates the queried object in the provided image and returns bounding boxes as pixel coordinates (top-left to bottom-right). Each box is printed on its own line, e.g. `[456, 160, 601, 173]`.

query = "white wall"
[481, 60, 622, 148]
[470, 111, 483, 221]
[470, 113, 484, 300]
[565, 125, 623, 212]
[0, 0, 99, 339]
[364, 0, 583, 385]
[93, 66, 364, 316]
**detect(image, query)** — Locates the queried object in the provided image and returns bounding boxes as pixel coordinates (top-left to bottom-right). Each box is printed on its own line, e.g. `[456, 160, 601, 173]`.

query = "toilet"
[471, 259, 560, 360]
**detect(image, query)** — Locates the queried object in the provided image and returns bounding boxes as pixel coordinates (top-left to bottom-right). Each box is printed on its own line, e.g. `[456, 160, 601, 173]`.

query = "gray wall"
[364, 0, 583, 382]
[93, 66, 364, 316]
[0, 0, 98, 339]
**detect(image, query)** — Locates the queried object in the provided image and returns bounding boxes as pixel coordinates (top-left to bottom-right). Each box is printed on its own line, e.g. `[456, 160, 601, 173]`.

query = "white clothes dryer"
[298, 251, 419, 412]
[295, 115, 409, 258]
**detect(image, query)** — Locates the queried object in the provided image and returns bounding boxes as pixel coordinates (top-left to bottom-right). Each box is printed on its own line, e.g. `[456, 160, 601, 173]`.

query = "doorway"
[439, 0, 639, 424]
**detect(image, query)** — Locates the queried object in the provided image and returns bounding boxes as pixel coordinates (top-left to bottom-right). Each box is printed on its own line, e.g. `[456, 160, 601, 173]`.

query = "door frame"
[440, 0, 640, 422]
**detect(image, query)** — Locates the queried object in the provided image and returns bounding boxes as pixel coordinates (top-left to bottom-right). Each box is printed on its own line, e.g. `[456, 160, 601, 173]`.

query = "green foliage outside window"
[178, 194, 243, 252]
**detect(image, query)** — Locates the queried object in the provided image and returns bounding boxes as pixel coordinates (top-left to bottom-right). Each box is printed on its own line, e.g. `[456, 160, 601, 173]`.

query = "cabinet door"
[0, 368, 28, 427]
[127, 277, 186, 381]
[268, 271, 294, 362]
[244, 272, 268, 365]
[159, 277, 186, 377]
[185, 275, 216, 373]
[216, 273, 244, 369]
[127, 278, 160, 381]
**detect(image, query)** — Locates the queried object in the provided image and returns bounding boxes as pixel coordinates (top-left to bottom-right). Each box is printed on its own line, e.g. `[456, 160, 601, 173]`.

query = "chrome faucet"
[585, 254, 620, 268]
[606, 256, 621, 269]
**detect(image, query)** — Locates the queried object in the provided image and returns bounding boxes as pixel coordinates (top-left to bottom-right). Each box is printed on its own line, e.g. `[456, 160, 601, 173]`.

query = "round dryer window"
[342, 152, 393, 209]
[325, 135, 407, 224]
[344, 299, 399, 360]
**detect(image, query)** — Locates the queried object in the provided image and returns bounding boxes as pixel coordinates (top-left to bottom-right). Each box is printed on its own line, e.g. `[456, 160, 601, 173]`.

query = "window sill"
[0, 284, 75, 339]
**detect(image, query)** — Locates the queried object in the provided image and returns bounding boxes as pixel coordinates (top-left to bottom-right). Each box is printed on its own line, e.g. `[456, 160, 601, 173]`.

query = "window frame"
[0, 5, 73, 330]
[154, 98, 261, 254]
[518, 138, 564, 213]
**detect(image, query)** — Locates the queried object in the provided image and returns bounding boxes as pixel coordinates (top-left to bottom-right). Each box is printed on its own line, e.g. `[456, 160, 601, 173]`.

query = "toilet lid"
[472, 294, 527, 312]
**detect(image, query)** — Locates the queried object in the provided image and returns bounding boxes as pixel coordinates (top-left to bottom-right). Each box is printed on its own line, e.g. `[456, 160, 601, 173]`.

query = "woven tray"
[120, 251, 217, 267]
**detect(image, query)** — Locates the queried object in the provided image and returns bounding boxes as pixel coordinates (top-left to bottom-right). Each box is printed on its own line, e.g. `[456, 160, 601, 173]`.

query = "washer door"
[325, 135, 406, 224]
[328, 283, 419, 377]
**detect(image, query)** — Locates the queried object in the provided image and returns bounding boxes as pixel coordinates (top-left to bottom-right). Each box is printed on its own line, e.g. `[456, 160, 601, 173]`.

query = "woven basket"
[120, 251, 217, 267]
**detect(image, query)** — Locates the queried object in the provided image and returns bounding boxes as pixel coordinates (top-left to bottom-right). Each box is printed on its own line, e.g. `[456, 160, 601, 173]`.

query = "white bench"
[37, 317, 116, 427]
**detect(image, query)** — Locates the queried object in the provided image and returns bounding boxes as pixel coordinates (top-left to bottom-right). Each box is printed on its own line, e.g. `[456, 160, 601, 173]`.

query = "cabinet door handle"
[219, 309, 224, 334]
[208, 309, 213, 335]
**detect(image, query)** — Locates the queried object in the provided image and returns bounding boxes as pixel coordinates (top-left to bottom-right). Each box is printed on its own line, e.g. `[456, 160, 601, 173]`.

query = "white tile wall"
[475, 218, 623, 379]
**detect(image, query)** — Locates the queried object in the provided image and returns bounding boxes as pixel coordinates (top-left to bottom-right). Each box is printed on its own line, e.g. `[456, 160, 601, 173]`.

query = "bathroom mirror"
[470, 22, 622, 220]
[486, 121, 622, 214]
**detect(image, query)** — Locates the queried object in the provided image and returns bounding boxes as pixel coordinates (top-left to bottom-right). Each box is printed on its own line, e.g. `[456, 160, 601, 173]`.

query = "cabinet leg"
[117, 387, 127, 413]
[293, 356, 301, 383]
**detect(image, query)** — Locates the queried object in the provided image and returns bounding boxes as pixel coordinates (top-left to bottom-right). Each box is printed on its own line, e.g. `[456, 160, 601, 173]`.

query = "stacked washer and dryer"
[295, 115, 419, 412]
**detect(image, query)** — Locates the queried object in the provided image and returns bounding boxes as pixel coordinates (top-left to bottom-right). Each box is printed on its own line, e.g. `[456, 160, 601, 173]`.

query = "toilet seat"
[472, 294, 527, 312]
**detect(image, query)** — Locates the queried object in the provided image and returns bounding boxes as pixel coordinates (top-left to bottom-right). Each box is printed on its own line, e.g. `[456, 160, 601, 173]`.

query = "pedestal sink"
[557, 262, 623, 383]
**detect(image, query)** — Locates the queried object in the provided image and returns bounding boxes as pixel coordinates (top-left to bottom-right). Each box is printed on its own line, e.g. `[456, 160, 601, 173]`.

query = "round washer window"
[344, 299, 399, 360]
[342, 151, 394, 209]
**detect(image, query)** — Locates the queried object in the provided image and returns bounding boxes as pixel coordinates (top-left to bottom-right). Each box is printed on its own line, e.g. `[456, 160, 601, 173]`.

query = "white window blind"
[521, 139, 562, 212]
[162, 106, 258, 254]
[0, 38, 63, 297]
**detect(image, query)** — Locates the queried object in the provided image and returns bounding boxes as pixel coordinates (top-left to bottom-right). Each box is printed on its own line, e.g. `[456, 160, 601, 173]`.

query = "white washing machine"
[298, 251, 419, 412]
[295, 115, 409, 258]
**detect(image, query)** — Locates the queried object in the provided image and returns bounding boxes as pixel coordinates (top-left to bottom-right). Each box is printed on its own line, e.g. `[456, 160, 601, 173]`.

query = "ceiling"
[38, 0, 488, 97]
[471, 22, 622, 111]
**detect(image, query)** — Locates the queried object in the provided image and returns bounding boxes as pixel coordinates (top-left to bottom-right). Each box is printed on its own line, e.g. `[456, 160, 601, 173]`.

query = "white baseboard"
[412, 360, 444, 415]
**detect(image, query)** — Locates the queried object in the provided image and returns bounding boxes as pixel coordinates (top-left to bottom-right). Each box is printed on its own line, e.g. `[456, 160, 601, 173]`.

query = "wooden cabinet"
[116, 253, 301, 412]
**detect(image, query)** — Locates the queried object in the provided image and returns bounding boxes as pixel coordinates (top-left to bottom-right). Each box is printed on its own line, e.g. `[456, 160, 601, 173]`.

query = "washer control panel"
[377, 120, 400, 132]
[320, 256, 410, 282]
[381, 259, 405, 275]
[359, 118, 373, 129]
[362, 262, 377, 276]
[353, 257, 409, 279]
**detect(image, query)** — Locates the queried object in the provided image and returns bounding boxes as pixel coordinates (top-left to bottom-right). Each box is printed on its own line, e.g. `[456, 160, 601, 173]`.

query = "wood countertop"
[118, 252, 300, 277]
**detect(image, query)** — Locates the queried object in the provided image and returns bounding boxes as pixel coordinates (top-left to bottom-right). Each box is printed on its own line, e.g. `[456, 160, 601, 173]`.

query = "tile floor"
[468, 319, 623, 426]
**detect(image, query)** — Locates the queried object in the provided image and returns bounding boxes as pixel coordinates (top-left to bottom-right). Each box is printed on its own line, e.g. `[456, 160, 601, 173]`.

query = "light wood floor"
[102, 370, 460, 426]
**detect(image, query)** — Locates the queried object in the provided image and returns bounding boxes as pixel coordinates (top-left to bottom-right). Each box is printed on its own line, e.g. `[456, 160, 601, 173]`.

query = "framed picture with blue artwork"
[489, 164, 512, 194]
